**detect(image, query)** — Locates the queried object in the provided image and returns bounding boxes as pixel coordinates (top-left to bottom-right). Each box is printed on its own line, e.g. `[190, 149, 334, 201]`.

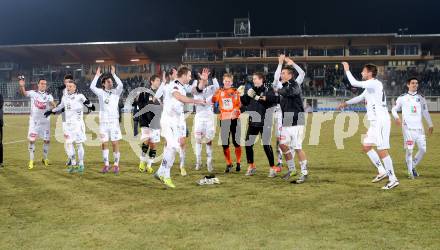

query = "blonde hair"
[223, 73, 234, 80]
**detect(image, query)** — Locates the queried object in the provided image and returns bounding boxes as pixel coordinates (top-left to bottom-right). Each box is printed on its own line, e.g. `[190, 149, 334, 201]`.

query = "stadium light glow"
[96, 59, 105, 63]
[130, 58, 140, 62]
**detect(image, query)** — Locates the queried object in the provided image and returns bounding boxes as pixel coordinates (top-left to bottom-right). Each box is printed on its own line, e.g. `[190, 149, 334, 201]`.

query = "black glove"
[87, 104, 96, 113]
[44, 110, 54, 118]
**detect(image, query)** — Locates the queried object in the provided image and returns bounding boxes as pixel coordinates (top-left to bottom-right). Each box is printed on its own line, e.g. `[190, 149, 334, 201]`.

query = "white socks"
[65, 143, 76, 165]
[158, 147, 176, 178]
[102, 149, 109, 166]
[413, 148, 426, 168]
[206, 144, 213, 167]
[405, 149, 413, 174]
[382, 155, 397, 182]
[113, 152, 120, 166]
[300, 160, 308, 175]
[140, 150, 147, 163]
[179, 147, 186, 169]
[28, 143, 35, 161]
[286, 158, 295, 172]
[43, 143, 49, 160]
[195, 143, 202, 166]
[77, 143, 84, 166]
[367, 150, 386, 174]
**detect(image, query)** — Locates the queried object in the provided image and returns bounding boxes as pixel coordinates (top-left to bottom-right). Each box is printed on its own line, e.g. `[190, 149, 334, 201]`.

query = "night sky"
[0, 0, 439, 45]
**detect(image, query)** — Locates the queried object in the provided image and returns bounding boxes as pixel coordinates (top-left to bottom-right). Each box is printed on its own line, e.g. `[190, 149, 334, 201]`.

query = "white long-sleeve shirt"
[346, 90, 366, 105]
[53, 93, 87, 124]
[391, 92, 433, 130]
[155, 79, 192, 102]
[164, 80, 187, 120]
[90, 74, 123, 122]
[192, 78, 220, 116]
[345, 71, 389, 121]
[272, 63, 305, 90]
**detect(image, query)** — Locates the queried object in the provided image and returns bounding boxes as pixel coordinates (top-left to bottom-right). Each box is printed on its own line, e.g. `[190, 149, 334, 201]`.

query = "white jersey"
[155, 79, 193, 107]
[164, 80, 187, 119]
[90, 74, 123, 122]
[391, 92, 433, 130]
[155, 83, 174, 106]
[54, 93, 87, 124]
[192, 78, 219, 117]
[26, 90, 54, 122]
[345, 71, 390, 121]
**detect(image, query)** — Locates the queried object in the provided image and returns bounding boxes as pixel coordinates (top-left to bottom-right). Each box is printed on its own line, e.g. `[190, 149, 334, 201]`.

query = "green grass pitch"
[1, 113, 439, 249]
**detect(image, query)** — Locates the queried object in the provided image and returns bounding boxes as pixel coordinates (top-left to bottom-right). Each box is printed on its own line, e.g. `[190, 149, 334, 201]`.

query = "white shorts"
[403, 128, 426, 150]
[279, 125, 305, 150]
[99, 120, 122, 142]
[28, 119, 50, 141]
[363, 119, 390, 150]
[194, 114, 216, 142]
[161, 118, 186, 149]
[140, 127, 161, 143]
[64, 122, 86, 144]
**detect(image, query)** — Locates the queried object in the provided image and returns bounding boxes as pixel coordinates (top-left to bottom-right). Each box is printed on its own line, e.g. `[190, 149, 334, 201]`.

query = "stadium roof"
[0, 40, 184, 65]
[1, 33, 440, 65]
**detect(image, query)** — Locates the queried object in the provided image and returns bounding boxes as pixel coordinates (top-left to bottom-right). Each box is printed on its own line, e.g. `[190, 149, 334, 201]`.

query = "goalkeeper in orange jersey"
[212, 73, 243, 173]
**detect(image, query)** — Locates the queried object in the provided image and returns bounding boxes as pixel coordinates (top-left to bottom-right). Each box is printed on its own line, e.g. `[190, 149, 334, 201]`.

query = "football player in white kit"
[337, 62, 399, 190]
[272, 54, 305, 174]
[154, 66, 206, 188]
[18, 77, 56, 169]
[45, 79, 95, 173]
[58, 74, 94, 167]
[155, 67, 192, 176]
[192, 68, 219, 172]
[90, 66, 123, 174]
[391, 77, 434, 179]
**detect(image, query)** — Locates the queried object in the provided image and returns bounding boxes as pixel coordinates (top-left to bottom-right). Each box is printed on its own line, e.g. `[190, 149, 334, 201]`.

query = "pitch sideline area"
[0, 114, 439, 249]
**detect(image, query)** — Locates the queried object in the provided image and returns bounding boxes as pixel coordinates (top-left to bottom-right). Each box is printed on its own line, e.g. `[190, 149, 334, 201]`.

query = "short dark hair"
[253, 72, 265, 81]
[38, 78, 46, 84]
[150, 75, 160, 83]
[363, 64, 378, 77]
[64, 74, 73, 80]
[281, 66, 294, 75]
[66, 79, 76, 85]
[407, 77, 419, 84]
[177, 66, 191, 78]
[101, 74, 113, 84]
[167, 67, 177, 75]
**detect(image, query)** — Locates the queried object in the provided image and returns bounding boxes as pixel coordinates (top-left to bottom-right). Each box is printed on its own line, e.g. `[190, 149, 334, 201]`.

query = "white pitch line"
[4, 139, 27, 145]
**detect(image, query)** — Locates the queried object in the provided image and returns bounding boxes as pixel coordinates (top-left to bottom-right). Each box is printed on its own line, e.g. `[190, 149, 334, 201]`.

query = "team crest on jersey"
[416, 98, 420, 102]
[34, 100, 47, 110]
[105, 98, 110, 104]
